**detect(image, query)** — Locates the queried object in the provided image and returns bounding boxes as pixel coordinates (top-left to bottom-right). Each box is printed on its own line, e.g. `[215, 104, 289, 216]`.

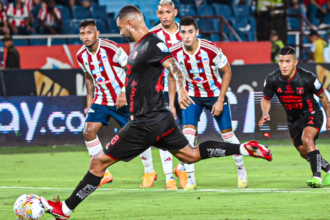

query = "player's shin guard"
[221, 131, 244, 166]
[199, 141, 241, 159]
[307, 150, 322, 178]
[65, 171, 102, 211]
[159, 149, 173, 176]
[140, 147, 154, 173]
[321, 156, 330, 173]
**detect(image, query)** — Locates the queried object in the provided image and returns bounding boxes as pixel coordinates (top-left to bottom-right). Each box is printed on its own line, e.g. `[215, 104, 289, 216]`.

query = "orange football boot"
[166, 179, 178, 190]
[140, 170, 157, 187]
[98, 170, 113, 188]
[174, 165, 188, 189]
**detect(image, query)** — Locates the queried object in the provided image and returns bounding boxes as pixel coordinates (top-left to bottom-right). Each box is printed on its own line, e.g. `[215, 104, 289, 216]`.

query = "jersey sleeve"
[113, 47, 128, 67]
[308, 73, 324, 96]
[147, 39, 173, 65]
[212, 49, 228, 69]
[263, 76, 275, 100]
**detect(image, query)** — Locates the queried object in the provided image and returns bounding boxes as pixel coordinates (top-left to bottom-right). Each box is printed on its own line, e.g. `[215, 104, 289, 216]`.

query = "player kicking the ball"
[77, 19, 129, 187]
[170, 17, 248, 190]
[260, 46, 330, 188]
[39, 6, 272, 219]
[138, 0, 184, 190]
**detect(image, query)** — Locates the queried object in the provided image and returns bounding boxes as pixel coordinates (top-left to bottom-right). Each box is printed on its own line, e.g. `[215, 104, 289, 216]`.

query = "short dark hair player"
[260, 46, 330, 188]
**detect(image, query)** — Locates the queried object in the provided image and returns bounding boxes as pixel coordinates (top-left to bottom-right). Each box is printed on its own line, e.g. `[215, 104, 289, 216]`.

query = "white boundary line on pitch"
[0, 186, 329, 193]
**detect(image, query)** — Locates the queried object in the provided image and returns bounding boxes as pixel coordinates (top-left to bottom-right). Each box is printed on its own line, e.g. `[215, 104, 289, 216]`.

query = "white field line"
[0, 186, 330, 193]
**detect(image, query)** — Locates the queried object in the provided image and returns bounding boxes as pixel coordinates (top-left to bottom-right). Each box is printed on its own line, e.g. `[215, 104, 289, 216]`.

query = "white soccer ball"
[14, 194, 44, 220]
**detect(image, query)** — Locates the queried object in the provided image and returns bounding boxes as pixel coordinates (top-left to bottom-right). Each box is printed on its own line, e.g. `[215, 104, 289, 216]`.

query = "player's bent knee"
[301, 135, 314, 145]
[83, 127, 97, 140]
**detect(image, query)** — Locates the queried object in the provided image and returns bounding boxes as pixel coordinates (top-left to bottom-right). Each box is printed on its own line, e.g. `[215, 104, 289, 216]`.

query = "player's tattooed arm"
[162, 57, 195, 109]
[259, 98, 271, 127]
[85, 72, 94, 112]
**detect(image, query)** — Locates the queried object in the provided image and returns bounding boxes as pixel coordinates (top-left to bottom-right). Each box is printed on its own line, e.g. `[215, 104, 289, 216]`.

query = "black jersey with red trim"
[263, 67, 324, 122]
[126, 32, 173, 123]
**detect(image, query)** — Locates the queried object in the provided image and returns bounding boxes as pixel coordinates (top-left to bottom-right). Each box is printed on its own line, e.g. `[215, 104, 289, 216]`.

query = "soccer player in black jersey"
[260, 46, 330, 188]
[39, 6, 272, 219]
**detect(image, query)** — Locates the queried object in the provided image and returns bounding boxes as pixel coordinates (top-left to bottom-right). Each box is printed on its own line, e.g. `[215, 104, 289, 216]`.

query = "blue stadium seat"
[287, 35, 296, 45]
[180, 0, 195, 4]
[197, 4, 215, 16]
[233, 5, 251, 18]
[107, 19, 119, 33]
[287, 17, 300, 30]
[95, 19, 108, 33]
[69, 19, 81, 33]
[57, 5, 71, 20]
[52, 38, 67, 45]
[323, 13, 330, 25]
[286, 7, 300, 15]
[178, 4, 196, 17]
[210, 34, 220, 42]
[13, 39, 28, 46]
[231, 19, 254, 41]
[72, 6, 91, 19]
[213, 4, 233, 19]
[90, 5, 108, 20]
[30, 39, 48, 45]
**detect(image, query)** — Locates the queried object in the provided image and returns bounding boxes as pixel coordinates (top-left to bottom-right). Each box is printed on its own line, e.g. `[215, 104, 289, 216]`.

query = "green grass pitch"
[1, 139, 330, 219]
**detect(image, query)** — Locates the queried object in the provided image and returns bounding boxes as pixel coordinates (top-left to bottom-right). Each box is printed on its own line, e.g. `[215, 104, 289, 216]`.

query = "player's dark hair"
[116, 5, 142, 20]
[180, 16, 198, 30]
[79, 19, 96, 29]
[279, 46, 296, 56]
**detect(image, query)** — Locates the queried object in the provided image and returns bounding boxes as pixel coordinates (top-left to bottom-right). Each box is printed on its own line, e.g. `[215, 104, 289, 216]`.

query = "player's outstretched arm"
[259, 98, 271, 127]
[319, 90, 330, 131]
[85, 72, 94, 113]
[162, 57, 195, 109]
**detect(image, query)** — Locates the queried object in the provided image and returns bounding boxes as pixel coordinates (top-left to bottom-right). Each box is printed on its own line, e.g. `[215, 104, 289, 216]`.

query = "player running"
[169, 17, 248, 190]
[39, 6, 272, 219]
[260, 46, 330, 188]
[77, 19, 128, 188]
[138, 0, 186, 190]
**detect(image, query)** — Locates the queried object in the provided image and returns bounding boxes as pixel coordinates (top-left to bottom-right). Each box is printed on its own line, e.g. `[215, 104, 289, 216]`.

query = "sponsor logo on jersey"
[189, 68, 204, 74]
[157, 127, 175, 140]
[188, 60, 200, 64]
[279, 96, 303, 103]
[202, 57, 209, 65]
[277, 87, 283, 93]
[284, 103, 303, 110]
[92, 66, 104, 75]
[297, 87, 304, 94]
[178, 55, 186, 59]
[157, 42, 169, 52]
[308, 116, 314, 124]
[307, 99, 315, 114]
[82, 54, 88, 59]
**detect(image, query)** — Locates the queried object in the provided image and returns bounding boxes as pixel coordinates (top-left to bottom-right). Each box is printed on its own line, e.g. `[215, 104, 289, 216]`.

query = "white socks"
[62, 201, 72, 215]
[160, 149, 174, 181]
[183, 128, 196, 182]
[222, 131, 244, 166]
[85, 136, 108, 173]
[140, 148, 154, 173]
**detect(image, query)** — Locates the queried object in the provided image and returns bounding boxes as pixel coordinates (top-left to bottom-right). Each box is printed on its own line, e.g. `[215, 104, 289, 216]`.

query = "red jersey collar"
[134, 32, 153, 48]
[282, 68, 297, 83]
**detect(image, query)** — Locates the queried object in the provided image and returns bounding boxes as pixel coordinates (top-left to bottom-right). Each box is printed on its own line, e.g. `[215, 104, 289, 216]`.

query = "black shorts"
[103, 111, 188, 162]
[164, 91, 182, 124]
[288, 114, 323, 147]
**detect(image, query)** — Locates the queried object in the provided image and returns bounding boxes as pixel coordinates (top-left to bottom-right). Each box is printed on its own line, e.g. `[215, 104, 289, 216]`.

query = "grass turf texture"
[1, 139, 330, 219]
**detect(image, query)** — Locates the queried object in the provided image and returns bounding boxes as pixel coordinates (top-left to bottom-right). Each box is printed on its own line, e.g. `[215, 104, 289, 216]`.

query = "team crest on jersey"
[202, 57, 209, 65]
[96, 76, 105, 83]
[102, 55, 108, 63]
[297, 87, 304, 94]
[194, 76, 203, 82]
[157, 42, 169, 52]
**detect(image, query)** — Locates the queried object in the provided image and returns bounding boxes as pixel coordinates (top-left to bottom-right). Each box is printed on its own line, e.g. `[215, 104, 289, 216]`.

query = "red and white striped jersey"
[6, 2, 29, 27]
[150, 22, 181, 92]
[170, 39, 228, 98]
[0, 11, 7, 24]
[38, 6, 61, 26]
[77, 38, 128, 106]
[22, 0, 33, 11]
